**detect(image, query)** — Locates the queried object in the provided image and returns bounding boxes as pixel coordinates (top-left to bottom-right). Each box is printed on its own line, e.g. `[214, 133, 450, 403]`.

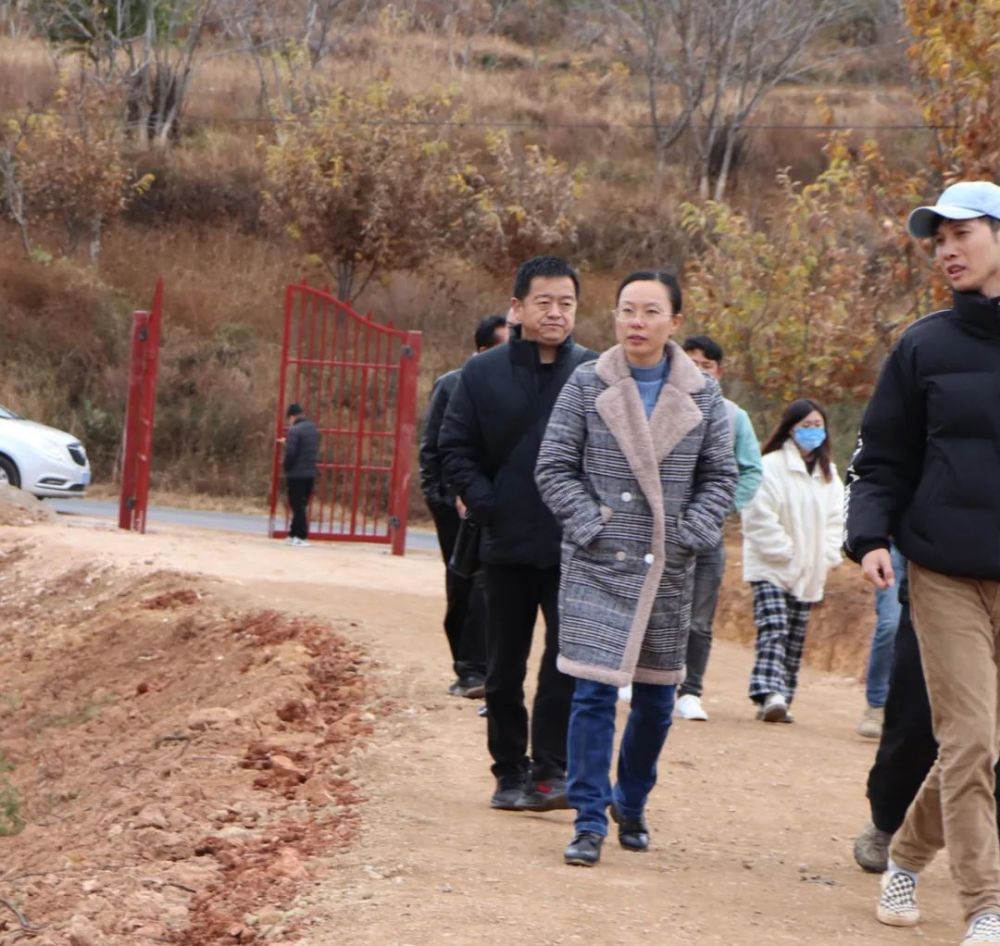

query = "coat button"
[615, 550, 627, 562]
[643, 553, 655, 565]
[621, 491, 632, 502]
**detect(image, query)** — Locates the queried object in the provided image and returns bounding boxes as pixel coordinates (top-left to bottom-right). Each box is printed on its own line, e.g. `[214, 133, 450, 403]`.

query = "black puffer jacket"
[439, 336, 596, 568]
[283, 417, 319, 479]
[845, 291, 1000, 579]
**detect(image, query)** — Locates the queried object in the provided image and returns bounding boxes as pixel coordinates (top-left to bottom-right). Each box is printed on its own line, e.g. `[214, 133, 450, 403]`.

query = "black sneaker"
[490, 776, 526, 811]
[610, 802, 649, 851]
[564, 831, 603, 867]
[516, 777, 570, 812]
[450, 675, 486, 699]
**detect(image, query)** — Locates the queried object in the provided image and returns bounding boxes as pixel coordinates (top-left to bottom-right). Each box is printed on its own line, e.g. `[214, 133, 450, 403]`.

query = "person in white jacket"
[741, 398, 844, 722]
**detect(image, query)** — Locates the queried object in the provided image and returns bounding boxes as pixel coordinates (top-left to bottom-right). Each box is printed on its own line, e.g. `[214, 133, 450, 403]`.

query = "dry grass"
[0, 21, 925, 503]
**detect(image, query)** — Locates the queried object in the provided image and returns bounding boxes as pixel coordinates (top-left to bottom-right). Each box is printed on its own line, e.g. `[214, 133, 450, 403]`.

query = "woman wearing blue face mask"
[741, 398, 844, 722]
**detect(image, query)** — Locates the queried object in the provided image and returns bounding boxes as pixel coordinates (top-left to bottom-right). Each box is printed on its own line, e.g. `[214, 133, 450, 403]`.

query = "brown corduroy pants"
[890, 562, 1000, 921]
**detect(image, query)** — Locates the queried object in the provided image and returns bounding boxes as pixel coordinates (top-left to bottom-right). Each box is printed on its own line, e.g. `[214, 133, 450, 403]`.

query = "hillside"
[0, 3, 930, 504]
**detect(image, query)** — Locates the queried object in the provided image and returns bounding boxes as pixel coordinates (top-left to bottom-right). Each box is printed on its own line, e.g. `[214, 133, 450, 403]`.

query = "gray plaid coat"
[535, 343, 737, 686]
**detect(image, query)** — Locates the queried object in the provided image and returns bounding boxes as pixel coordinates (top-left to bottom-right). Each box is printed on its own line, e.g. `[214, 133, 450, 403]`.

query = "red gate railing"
[267, 284, 422, 555]
[119, 278, 164, 533]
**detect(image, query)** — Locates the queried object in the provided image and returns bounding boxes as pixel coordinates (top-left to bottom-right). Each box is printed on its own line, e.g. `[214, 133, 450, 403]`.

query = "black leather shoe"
[515, 777, 570, 812]
[610, 802, 650, 851]
[564, 831, 604, 867]
[490, 776, 526, 810]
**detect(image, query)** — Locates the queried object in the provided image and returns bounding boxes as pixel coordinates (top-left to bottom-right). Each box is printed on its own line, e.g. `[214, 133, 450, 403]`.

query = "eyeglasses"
[613, 306, 673, 324]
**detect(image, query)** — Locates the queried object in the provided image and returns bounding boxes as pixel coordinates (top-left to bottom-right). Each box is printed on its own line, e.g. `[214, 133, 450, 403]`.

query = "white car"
[0, 404, 92, 499]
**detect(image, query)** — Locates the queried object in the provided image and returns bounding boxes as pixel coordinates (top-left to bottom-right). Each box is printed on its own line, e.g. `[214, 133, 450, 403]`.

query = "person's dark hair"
[616, 270, 682, 315]
[286, 402, 304, 418]
[761, 398, 832, 482]
[474, 314, 507, 351]
[512, 256, 580, 301]
[682, 334, 723, 363]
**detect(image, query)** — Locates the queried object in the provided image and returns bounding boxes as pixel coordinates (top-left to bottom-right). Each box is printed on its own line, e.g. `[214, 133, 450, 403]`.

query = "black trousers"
[867, 601, 1000, 832]
[483, 563, 574, 781]
[286, 477, 314, 540]
[428, 501, 487, 679]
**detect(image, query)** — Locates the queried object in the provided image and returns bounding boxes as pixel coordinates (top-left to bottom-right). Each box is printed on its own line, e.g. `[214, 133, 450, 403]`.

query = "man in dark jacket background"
[844, 181, 1000, 943]
[419, 313, 509, 699]
[439, 256, 596, 812]
[282, 402, 319, 547]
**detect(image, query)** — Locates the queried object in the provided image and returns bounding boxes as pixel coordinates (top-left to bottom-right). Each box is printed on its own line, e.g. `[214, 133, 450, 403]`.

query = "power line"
[184, 115, 946, 132]
[0, 107, 947, 133]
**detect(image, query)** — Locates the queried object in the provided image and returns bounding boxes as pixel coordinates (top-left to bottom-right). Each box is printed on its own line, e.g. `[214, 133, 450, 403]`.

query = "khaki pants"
[890, 562, 1000, 921]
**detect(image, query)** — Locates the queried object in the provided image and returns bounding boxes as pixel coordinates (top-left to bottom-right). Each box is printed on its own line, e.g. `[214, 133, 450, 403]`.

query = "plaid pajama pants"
[748, 581, 813, 704]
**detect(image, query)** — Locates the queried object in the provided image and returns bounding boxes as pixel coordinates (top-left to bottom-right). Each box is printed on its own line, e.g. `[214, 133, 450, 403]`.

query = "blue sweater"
[629, 358, 669, 417]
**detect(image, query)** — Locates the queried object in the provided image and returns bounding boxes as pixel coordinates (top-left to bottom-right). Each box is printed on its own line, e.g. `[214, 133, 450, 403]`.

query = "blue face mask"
[793, 427, 826, 452]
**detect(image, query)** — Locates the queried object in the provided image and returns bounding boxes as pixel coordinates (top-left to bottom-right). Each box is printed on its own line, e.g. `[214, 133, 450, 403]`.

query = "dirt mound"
[0, 544, 383, 945]
[0, 485, 57, 527]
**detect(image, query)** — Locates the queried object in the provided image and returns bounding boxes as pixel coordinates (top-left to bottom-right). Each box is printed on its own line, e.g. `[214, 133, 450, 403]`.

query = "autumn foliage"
[679, 0, 999, 419]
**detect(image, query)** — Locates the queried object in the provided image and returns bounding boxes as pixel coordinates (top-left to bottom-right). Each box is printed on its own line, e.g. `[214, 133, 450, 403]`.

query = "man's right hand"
[861, 548, 895, 590]
[455, 497, 468, 519]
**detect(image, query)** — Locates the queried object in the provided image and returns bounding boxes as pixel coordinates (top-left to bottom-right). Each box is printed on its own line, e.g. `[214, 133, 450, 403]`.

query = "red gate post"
[118, 312, 150, 531]
[388, 330, 422, 556]
[119, 279, 164, 534]
[267, 285, 296, 538]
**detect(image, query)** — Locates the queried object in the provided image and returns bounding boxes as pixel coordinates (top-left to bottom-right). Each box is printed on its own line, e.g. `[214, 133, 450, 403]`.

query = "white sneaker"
[618, 685, 632, 703]
[857, 705, 884, 739]
[759, 692, 788, 723]
[877, 868, 920, 927]
[675, 693, 709, 721]
[963, 913, 1000, 944]
[284, 537, 297, 545]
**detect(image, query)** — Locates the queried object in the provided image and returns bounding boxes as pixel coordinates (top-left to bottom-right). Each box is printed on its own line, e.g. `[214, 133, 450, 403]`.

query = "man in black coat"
[844, 181, 1000, 942]
[282, 403, 319, 546]
[439, 256, 596, 811]
[419, 314, 509, 699]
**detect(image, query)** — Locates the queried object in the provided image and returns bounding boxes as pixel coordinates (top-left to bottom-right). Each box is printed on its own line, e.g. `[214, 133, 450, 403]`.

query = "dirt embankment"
[0, 536, 381, 946]
[0, 498, 934, 946]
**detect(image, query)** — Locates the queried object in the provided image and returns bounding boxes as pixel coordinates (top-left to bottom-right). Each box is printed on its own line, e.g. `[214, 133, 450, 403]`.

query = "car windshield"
[0, 404, 22, 419]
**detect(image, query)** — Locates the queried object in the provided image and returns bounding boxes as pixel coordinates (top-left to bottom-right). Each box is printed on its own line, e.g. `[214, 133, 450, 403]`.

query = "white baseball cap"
[908, 181, 1000, 238]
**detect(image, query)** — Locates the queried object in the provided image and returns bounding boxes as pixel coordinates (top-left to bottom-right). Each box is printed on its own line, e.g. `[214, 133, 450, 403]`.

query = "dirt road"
[1, 516, 963, 945]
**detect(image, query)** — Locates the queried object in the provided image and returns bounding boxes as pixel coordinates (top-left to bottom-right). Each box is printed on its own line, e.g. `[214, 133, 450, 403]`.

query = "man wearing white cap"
[845, 180, 1000, 945]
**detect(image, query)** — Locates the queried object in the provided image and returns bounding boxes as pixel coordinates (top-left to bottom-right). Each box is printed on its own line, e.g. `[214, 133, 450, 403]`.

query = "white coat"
[741, 439, 844, 603]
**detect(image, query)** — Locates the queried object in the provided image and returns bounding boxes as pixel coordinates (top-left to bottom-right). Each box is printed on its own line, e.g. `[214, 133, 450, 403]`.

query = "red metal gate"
[267, 284, 422, 555]
[119, 277, 164, 533]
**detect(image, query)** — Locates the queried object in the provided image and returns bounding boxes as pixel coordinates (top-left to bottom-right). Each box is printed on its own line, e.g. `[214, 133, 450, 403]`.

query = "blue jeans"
[866, 545, 907, 708]
[567, 678, 676, 836]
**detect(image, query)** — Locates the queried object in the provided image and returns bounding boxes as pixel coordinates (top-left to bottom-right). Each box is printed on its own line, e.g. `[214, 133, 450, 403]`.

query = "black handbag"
[448, 516, 482, 578]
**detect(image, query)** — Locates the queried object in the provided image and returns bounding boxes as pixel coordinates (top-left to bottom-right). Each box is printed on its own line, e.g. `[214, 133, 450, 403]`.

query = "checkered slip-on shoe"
[963, 912, 1000, 944]
[876, 869, 920, 927]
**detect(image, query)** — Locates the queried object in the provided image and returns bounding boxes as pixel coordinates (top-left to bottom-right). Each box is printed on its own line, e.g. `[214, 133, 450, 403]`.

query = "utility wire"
[0, 109, 948, 132]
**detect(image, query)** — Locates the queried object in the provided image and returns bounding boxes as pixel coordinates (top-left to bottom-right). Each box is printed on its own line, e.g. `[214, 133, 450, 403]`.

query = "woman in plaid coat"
[535, 270, 737, 867]
[741, 399, 844, 723]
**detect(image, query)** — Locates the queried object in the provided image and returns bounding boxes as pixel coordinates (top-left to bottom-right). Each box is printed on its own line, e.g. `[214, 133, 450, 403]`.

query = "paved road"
[48, 499, 439, 553]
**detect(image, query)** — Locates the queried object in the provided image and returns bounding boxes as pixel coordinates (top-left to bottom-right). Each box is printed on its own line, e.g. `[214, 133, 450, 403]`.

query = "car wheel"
[0, 455, 20, 489]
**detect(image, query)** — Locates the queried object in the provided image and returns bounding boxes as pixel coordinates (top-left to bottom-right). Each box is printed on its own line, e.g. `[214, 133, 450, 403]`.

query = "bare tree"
[610, 0, 853, 197]
[0, 0, 33, 37]
[28, 0, 217, 146]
